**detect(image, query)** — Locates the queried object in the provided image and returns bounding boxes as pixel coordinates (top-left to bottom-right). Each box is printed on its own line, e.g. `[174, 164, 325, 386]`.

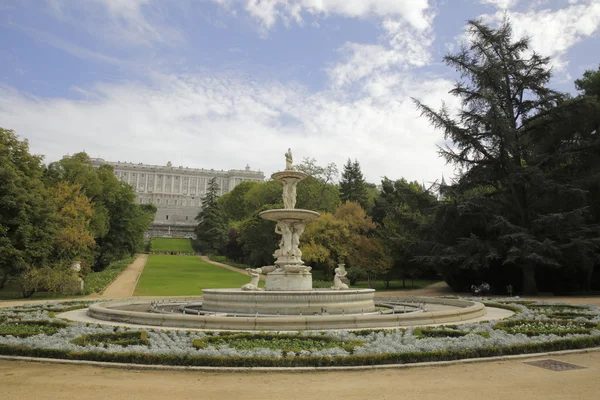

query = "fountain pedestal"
[265, 270, 312, 291]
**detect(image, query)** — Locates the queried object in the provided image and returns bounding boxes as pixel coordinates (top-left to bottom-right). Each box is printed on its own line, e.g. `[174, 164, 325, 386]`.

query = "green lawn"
[133, 255, 253, 296]
[150, 238, 194, 252]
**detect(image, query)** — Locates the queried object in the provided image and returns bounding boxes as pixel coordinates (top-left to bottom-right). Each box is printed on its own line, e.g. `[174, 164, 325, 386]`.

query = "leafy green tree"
[415, 19, 600, 294]
[373, 178, 438, 288]
[0, 128, 56, 289]
[195, 177, 227, 253]
[237, 205, 280, 267]
[575, 64, 600, 98]
[339, 159, 368, 209]
[296, 157, 341, 212]
[47, 153, 155, 269]
[218, 181, 259, 222]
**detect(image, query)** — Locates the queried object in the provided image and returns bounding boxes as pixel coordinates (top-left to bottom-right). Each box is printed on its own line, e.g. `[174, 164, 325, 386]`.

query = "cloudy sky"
[1, 0, 599, 186]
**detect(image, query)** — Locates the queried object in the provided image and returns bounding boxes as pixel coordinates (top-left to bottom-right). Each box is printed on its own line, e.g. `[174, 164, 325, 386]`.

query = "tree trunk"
[522, 264, 538, 295]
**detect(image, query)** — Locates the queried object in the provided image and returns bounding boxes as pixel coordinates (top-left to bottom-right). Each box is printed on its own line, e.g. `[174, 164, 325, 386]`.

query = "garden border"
[1, 346, 599, 372]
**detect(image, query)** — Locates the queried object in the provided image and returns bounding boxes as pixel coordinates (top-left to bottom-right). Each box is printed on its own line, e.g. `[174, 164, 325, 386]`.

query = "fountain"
[200, 148, 376, 315]
[86, 149, 486, 330]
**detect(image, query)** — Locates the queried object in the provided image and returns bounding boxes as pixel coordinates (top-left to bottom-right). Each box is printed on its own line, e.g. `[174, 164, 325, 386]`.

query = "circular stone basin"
[271, 170, 309, 181]
[87, 297, 487, 331]
[202, 288, 376, 315]
[259, 209, 320, 221]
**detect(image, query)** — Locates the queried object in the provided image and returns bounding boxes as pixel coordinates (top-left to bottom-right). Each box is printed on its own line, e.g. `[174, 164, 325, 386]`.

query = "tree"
[575, 64, 600, 98]
[195, 177, 227, 253]
[0, 128, 56, 289]
[339, 159, 369, 209]
[414, 19, 600, 294]
[373, 178, 438, 288]
[48, 182, 95, 272]
[47, 153, 155, 269]
[218, 180, 259, 222]
[295, 157, 341, 212]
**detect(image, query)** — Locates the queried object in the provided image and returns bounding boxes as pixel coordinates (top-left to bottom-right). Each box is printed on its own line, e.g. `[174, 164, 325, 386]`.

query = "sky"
[1, 0, 599, 187]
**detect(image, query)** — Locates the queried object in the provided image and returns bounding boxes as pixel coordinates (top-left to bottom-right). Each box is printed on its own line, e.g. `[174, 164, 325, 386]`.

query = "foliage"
[46, 152, 156, 269]
[71, 331, 149, 347]
[414, 20, 600, 294]
[0, 128, 57, 292]
[372, 178, 438, 287]
[493, 320, 598, 336]
[195, 177, 228, 253]
[193, 333, 364, 353]
[302, 201, 390, 282]
[339, 159, 369, 209]
[236, 205, 280, 267]
[0, 320, 69, 337]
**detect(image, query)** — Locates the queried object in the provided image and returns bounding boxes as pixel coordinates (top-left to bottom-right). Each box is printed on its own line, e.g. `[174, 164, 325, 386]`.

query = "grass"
[133, 255, 253, 296]
[150, 238, 194, 253]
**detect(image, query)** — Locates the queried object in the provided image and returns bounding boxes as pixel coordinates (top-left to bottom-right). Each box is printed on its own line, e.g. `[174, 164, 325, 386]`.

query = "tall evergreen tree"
[414, 19, 600, 295]
[195, 177, 227, 253]
[339, 159, 368, 208]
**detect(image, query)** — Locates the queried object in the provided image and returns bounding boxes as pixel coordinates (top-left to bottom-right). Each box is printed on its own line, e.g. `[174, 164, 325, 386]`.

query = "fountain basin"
[86, 297, 487, 331]
[202, 288, 376, 315]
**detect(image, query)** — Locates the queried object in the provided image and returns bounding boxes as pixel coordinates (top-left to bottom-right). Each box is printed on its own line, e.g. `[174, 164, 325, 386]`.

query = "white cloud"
[480, 1, 600, 69]
[0, 70, 458, 186]
[327, 18, 435, 89]
[216, 0, 433, 32]
[477, 0, 519, 9]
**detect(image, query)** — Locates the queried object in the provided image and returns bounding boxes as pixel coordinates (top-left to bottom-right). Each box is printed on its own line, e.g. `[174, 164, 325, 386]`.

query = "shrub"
[71, 331, 149, 347]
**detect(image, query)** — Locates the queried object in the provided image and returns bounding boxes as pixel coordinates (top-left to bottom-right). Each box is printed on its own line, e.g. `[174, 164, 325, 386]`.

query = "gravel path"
[101, 254, 148, 298]
[1, 351, 599, 400]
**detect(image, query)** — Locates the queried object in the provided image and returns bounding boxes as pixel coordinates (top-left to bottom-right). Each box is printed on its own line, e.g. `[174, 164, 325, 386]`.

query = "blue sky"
[1, 0, 599, 186]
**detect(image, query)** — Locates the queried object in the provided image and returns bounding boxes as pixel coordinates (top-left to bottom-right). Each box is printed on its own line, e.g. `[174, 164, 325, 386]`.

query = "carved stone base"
[265, 270, 312, 291]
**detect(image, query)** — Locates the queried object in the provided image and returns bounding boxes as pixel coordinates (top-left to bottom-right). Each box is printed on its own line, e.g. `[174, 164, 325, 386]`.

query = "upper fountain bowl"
[271, 170, 309, 182]
[259, 209, 320, 221]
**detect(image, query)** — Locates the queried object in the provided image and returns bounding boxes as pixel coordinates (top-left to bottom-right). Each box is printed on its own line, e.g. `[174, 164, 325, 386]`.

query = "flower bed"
[0, 299, 599, 368]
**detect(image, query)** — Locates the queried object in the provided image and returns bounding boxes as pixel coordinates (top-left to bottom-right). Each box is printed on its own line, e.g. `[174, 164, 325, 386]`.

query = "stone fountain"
[199, 148, 376, 316]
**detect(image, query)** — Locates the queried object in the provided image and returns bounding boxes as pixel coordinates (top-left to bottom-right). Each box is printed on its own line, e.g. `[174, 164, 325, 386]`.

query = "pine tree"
[339, 159, 368, 209]
[195, 177, 227, 253]
[414, 19, 600, 295]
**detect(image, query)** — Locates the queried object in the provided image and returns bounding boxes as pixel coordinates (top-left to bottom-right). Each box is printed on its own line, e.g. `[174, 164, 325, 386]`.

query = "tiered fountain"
[200, 148, 376, 315]
[87, 150, 486, 330]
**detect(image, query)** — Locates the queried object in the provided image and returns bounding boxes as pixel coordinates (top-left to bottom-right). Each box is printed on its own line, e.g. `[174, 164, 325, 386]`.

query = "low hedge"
[1, 336, 600, 367]
[71, 331, 149, 347]
[413, 327, 490, 339]
[0, 320, 69, 337]
[494, 320, 598, 336]
[193, 333, 364, 353]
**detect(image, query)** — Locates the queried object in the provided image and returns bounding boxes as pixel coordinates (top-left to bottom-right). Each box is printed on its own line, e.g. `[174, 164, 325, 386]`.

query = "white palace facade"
[90, 158, 264, 238]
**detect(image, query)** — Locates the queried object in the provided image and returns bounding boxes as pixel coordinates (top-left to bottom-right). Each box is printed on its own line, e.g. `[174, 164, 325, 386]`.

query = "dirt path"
[98, 254, 148, 298]
[1, 351, 599, 400]
[199, 256, 265, 281]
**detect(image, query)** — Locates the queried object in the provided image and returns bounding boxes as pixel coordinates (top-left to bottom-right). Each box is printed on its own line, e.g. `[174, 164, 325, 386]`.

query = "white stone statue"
[285, 148, 294, 170]
[282, 179, 298, 209]
[274, 221, 293, 256]
[331, 264, 349, 290]
[241, 268, 264, 291]
[291, 222, 305, 257]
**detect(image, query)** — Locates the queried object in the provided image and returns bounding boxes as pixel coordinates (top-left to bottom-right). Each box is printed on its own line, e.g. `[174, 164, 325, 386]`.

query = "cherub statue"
[331, 264, 349, 290]
[241, 268, 264, 291]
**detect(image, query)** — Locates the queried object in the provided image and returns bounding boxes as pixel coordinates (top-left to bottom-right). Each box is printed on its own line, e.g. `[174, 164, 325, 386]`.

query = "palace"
[90, 158, 264, 238]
